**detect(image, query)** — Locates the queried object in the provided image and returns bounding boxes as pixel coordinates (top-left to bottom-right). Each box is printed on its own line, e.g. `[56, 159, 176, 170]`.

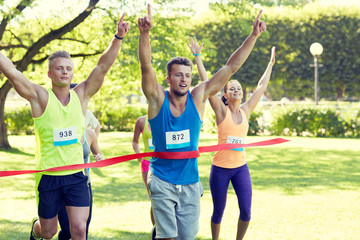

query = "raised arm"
[187, 36, 226, 123]
[138, 4, 164, 119]
[187, 37, 207, 81]
[75, 13, 130, 109]
[132, 116, 146, 162]
[197, 10, 266, 102]
[0, 52, 47, 117]
[242, 46, 275, 119]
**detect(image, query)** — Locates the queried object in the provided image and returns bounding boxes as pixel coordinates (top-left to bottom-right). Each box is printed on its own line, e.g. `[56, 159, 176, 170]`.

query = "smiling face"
[224, 80, 243, 103]
[48, 57, 74, 87]
[167, 64, 192, 97]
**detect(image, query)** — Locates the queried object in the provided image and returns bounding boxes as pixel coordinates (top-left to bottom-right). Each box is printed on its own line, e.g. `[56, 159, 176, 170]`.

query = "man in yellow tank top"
[0, 14, 130, 240]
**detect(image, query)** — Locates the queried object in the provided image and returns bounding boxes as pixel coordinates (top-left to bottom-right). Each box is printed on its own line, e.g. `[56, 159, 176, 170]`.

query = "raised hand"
[187, 36, 204, 55]
[252, 10, 266, 38]
[116, 13, 130, 38]
[138, 3, 152, 33]
[269, 46, 276, 66]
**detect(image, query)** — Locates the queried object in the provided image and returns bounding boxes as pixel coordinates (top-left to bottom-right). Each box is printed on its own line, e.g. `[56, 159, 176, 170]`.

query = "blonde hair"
[48, 51, 72, 70]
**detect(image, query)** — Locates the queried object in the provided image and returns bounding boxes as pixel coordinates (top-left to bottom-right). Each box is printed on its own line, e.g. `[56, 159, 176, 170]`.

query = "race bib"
[226, 136, 245, 152]
[53, 127, 77, 146]
[148, 138, 154, 150]
[165, 129, 190, 149]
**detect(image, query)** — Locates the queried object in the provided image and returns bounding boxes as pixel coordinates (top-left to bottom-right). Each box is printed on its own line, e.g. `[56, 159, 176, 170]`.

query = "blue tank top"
[149, 90, 203, 185]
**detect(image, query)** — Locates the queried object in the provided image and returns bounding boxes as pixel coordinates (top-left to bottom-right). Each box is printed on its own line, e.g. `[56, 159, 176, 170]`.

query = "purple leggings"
[209, 164, 252, 224]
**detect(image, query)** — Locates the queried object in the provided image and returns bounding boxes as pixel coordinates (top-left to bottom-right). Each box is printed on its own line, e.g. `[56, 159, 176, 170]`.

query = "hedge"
[4, 103, 359, 138]
[268, 104, 359, 137]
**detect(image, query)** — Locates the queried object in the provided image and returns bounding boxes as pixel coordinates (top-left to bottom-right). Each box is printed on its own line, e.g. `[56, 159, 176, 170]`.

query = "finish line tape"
[0, 138, 289, 177]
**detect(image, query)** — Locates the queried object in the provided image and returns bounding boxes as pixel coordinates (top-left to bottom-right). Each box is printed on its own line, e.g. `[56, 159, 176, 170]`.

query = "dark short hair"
[48, 51, 72, 69]
[166, 57, 193, 77]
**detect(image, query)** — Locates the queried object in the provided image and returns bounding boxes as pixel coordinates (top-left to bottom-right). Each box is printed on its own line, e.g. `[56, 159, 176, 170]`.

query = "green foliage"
[6, 103, 357, 139]
[344, 105, 360, 137]
[96, 104, 147, 132]
[194, 1, 360, 101]
[248, 111, 261, 135]
[247, 0, 314, 7]
[5, 106, 33, 135]
[269, 105, 350, 137]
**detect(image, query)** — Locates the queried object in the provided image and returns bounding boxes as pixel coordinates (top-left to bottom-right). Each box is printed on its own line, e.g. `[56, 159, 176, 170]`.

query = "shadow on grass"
[0, 219, 211, 240]
[248, 148, 360, 194]
[0, 147, 34, 157]
[198, 147, 360, 195]
[0, 219, 29, 240]
[92, 176, 148, 203]
[89, 229, 150, 240]
[90, 229, 211, 240]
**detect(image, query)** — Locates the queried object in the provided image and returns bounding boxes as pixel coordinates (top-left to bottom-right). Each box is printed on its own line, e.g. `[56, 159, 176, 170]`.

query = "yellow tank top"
[34, 89, 85, 175]
[212, 107, 249, 168]
[141, 116, 153, 160]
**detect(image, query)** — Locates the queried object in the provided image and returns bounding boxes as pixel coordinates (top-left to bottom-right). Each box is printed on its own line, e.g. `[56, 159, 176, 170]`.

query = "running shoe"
[30, 218, 43, 240]
[151, 225, 156, 240]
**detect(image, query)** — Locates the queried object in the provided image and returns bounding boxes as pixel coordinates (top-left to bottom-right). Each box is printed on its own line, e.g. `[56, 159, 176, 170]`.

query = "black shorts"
[38, 171, 89, 219]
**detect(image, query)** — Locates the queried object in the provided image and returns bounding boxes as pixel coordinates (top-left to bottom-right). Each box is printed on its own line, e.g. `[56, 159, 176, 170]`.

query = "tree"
[194, 1, 360, 101]
[0, 0, 100, 148]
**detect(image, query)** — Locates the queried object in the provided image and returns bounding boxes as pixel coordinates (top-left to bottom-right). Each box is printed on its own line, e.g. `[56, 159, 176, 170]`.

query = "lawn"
[0, 132, 359, 239]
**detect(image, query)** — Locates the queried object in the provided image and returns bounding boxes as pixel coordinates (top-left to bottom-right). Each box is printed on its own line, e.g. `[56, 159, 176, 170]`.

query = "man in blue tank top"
[138, 4, 266, 240]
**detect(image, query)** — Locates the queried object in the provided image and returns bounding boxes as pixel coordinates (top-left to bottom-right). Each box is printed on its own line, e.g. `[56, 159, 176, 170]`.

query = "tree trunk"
[0, 0, 100, 148]
[0, 81, 13, 149]
[336, 84, 344, 100]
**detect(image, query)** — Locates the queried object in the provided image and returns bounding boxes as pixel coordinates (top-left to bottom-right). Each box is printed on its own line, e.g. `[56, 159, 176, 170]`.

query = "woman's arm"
[242, 46, 275, 119]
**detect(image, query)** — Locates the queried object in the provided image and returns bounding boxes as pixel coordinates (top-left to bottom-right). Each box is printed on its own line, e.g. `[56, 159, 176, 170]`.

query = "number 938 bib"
[53, 127, 77, 146]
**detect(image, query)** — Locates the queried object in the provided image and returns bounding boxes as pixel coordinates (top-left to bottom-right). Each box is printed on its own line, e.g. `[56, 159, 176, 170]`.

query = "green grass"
[0, 133, 359, 239]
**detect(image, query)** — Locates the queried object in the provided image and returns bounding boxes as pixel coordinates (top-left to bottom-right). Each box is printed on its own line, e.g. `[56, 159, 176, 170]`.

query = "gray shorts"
[147, 171, 203, 240]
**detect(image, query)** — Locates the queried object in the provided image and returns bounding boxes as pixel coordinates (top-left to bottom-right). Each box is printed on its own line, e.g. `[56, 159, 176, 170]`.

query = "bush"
[269, 105, 348, 137]
[202, 104, 217, 134]
[248, 111, 261, 136]
[5, 102, 358, 138]
[96, 105, 147, 132]
[5, 106, 34, 135]
[344, 108, 360, 137]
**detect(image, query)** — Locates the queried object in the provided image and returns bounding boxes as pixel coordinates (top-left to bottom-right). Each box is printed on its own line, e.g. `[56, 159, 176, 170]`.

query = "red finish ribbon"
[0, 138, 289, 177]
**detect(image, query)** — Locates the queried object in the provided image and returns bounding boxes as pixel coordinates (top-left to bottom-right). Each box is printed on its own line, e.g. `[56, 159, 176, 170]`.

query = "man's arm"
[75, 13, 130, 110]
[86, 128, 105, 161]
[94, 124, 101, 137]
[193, 10, 266, 103]
[0, 52, 47, 117]
[86, 109, 100, 136]
[138, 4, 164, 119]
[132, 116, 145, 162]
[242, 46, 275, 119]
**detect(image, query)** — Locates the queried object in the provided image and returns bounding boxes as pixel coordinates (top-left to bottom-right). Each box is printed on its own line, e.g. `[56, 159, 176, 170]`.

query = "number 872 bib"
[165, 129, 190, 150]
